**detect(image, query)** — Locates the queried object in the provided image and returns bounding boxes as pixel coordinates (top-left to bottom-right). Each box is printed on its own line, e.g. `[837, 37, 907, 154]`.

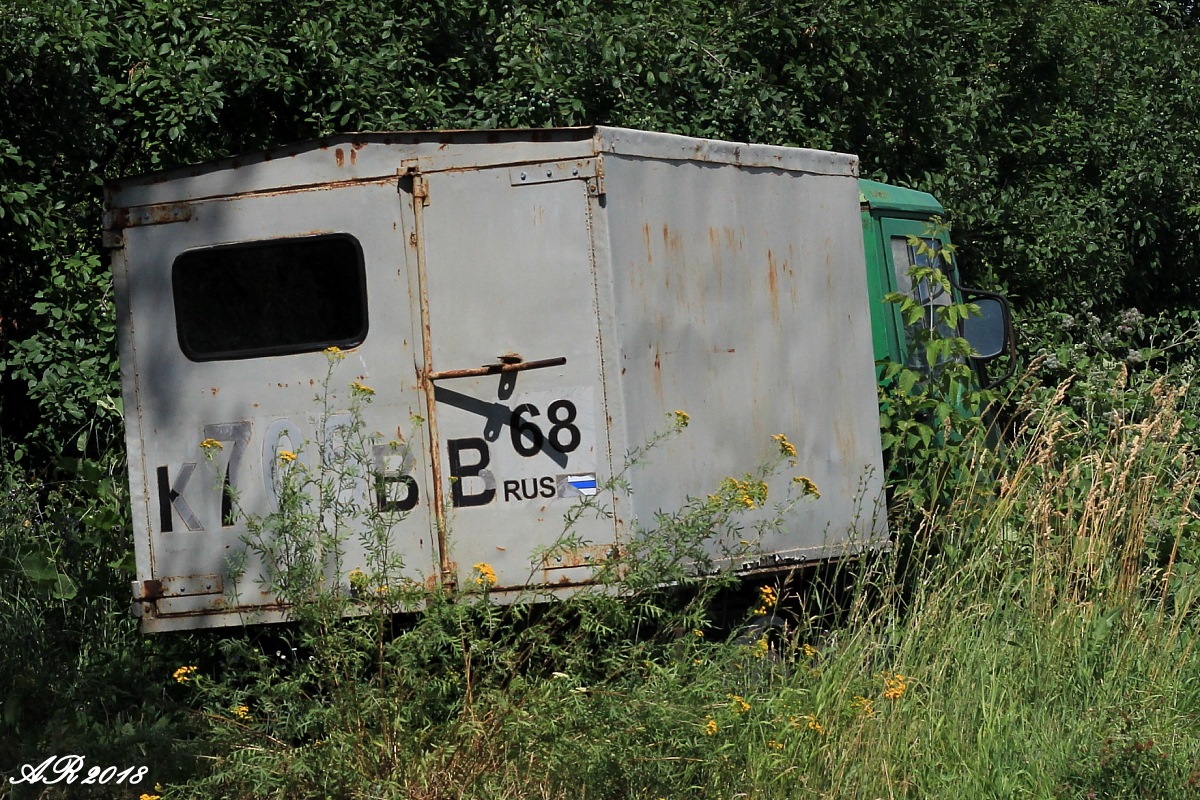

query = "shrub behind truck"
[105, 126, 1010, 633]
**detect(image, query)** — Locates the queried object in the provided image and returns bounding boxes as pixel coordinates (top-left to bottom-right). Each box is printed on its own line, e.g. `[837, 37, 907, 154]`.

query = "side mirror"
[963, 297, 1007, 359]
[957, 287, 1016, 390]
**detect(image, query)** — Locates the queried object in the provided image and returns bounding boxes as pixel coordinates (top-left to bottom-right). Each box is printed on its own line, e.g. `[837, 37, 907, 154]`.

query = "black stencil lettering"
[448, 437, 496, 507]
[547, 399, 581, 453]
[510, 403, 543, 457]
[377, 474, 419, 512]
[157, 463, 203, 532]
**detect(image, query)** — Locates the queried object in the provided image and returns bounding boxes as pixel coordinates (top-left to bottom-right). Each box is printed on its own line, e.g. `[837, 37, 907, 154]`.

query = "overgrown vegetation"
[3, 1, 1200, 797]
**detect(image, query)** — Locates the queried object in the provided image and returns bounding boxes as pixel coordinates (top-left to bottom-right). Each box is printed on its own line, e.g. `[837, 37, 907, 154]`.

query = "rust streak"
[652, 348, 663, 402]
[407, 168, 453, 590]
[429, 356, 566, 382]
[335, 148, 345, 168]
[662, 223, 683, 253]
[710, 227, 724, 291]
[724, 226, 742, 250]
[767, 250, 780, 322]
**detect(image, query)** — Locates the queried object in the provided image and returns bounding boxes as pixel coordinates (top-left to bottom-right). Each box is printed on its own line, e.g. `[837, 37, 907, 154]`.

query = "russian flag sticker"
[558, 473, 598, 497]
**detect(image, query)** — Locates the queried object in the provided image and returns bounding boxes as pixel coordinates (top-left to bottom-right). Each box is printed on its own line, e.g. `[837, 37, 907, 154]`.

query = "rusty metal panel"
[410, 158, 617, 595]
[110, 126, 886, 632]
[115, 178, 434, 632]
[594, 139, 887, 562]
[106, 130, 598, 209]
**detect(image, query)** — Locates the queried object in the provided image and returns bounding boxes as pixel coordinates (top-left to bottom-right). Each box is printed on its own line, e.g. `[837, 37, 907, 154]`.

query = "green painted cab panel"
[858, 179, 944, 218]
[858, 179, 950, 366]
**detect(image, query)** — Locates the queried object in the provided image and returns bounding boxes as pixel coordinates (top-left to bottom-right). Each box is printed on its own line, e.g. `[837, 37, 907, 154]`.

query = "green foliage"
[139, 363, 1200, 799]
[0, 456, 201, 798]
[2, 253, 121, 458]
[3, 2, 1200, 796]
[877, 231, 1000, 510]
[3, 0, 1199, 460]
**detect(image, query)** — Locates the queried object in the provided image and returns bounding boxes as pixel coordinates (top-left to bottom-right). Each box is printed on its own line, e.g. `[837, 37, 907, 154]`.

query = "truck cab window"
[173, 234, 368, 361]
[890, 236, 951, 308]
[890, 235, 954, 366]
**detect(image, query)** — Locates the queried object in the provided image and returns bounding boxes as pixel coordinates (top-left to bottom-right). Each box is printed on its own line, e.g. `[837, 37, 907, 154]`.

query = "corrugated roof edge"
[594, 126, 859, 176]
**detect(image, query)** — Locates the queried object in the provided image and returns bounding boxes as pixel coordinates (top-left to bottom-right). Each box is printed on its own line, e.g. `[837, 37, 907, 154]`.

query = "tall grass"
[142, 368, 1200, 800]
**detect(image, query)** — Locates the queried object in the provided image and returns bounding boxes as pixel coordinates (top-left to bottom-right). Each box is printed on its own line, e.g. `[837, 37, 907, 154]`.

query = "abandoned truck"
[104, 126, 1012, 633]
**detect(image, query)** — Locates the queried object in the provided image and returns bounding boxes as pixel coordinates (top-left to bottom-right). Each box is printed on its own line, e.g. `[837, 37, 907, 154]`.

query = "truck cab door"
[878, 217, 1014, 387]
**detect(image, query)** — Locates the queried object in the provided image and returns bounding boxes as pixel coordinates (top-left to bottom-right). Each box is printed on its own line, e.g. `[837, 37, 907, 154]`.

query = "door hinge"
[401, 160, 430, 205]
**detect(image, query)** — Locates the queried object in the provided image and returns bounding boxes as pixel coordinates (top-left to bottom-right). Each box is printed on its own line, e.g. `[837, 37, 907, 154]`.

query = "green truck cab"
[859, 179, 1015, 388]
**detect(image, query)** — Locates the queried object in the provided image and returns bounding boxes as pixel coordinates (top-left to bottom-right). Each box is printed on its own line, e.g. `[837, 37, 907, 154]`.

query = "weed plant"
[147, 346, 1200, 799]
[10, 304, 1200, 799]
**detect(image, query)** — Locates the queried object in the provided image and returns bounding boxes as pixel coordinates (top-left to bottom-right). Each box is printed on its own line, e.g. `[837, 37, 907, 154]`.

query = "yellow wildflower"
[792, 475, 820, 498]
[752, 584, 778, 615]
[802, 643, 819, 659]
[730, 695, 751, 714]
[324, 345, 346, 360]
[350, 380, 375, 396]
[793, 714, 826, 735]
[199, 438, 224, 451]
[140, 795, 161, 800]
[766, 740, 784, 751]
[172, 665, 198, 684]
[721, 476, 767, 509]
[882, 672, 908, 700]
[703, 718, 719, 736]
[751, 637, 770, 659]
[772, 433, 798, 459]
[673, 409, 690, 427]
[231, 704, 251, 720]
[278, 450, 297, 464]
[692, 628, 704, 638]
[852, 695, 877, 718]
[474, 562, 497, 588]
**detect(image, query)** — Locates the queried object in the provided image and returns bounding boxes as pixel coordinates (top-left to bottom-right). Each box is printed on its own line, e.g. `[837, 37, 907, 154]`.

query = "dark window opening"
[173, 234, 367, 361]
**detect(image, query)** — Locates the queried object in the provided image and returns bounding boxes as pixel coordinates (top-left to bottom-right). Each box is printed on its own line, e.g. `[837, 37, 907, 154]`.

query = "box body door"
[114, 178, 436, 631]
[407, 159, 617, 594]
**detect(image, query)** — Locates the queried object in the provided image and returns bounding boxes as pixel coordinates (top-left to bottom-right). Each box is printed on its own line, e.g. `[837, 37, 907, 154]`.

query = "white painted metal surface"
[107, 127, 886, 632]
